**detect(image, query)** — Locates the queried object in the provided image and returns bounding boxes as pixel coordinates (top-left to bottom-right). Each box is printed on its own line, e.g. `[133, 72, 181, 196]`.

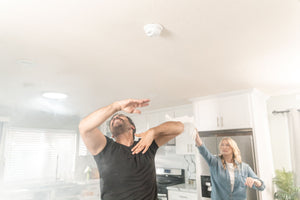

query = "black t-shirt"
[93, 136, 159, 200]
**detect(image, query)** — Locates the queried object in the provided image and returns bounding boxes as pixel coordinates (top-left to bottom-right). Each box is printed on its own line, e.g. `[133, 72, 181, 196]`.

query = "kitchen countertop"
[167, 183, 197, 193]
[0, 179, 101, 200]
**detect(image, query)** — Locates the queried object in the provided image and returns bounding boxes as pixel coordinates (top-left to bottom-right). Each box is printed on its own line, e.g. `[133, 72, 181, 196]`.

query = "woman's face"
[220, 140, 233, 156]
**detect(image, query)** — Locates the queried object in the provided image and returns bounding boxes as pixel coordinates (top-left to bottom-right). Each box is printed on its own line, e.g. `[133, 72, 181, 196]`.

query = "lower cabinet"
[79, 183, 100, 200]
[168, 190, 197, 200]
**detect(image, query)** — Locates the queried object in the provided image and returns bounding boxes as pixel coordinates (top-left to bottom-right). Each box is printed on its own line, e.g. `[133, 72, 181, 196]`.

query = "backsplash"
[155, 145, 196, 183]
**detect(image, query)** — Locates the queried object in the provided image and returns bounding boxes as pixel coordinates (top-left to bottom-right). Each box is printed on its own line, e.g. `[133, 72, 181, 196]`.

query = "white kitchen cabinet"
[168, 190, 197, 200]
[193, 93, 252, 131]
[219, 94, 252, 129]
[130, 105, 194, 148]
[130, 114, 148, 134]
[193, 98, 219, 131]
[174, 106, 193, 118]
[147, 111, 174, 128]
[175, 121, 196, 155]
[173, 106, 195, 155]
[131, 111, 175, 134]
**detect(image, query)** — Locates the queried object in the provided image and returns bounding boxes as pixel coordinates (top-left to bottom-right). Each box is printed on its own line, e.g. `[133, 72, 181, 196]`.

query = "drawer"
[168, 190, 197, 200]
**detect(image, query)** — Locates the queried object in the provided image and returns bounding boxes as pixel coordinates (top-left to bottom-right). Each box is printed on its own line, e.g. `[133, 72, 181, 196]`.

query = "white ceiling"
[0, 0, 299, 128]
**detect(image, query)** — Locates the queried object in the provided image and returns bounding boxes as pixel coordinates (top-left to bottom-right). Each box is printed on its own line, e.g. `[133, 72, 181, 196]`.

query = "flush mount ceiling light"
[144, 24, 163, 37]
[42, 92, 68, 100]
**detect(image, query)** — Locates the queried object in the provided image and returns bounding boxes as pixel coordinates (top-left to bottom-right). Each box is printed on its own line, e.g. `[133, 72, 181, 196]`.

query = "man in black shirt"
[79, 99, 184, 200]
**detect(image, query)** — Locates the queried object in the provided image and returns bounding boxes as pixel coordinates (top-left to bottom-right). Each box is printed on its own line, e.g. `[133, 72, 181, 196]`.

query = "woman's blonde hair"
[218, 137, 242, 169]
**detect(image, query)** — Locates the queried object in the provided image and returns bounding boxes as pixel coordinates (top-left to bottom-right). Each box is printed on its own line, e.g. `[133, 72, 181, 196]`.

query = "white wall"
[267, 93, 300, 171]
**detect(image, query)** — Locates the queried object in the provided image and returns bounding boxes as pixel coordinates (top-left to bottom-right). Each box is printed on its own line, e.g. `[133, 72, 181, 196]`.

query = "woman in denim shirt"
[194, 133, 265, 200]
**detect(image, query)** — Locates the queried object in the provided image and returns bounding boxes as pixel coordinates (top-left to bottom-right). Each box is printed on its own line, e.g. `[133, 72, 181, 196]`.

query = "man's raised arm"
[132, 121, 184, 154]
[78, 102, 120, 155]
[78, 99, 150, 155]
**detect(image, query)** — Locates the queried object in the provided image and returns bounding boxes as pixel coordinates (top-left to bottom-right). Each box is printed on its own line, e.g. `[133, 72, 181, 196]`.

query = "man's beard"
[111, 120, 131, 137]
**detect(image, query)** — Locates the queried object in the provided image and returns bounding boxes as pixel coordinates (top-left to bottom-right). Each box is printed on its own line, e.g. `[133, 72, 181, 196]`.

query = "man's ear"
[131, 125, 136, 134]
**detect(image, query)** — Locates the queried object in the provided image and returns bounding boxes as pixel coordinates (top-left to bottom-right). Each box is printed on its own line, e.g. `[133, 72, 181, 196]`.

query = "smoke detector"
[144, 24, 163, 37]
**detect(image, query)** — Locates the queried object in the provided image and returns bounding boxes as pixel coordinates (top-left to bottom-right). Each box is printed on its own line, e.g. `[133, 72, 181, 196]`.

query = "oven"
[156, 168, 185, 200]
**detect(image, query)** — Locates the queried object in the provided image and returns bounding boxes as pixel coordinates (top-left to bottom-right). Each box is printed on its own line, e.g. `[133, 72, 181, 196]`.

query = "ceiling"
[0, 0, 299, 128]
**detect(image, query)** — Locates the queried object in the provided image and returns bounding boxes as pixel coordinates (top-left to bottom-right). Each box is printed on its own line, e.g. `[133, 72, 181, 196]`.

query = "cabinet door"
[175, 131, 196, 154]
[168, 190, 197, 200]
[193, 98, 220, 131]
[174, 106, 193, 118]
[174, 115, 196, 155]
[219, 94, 252, 129]
[147, 112, 160, 129]
[174, 106, 194, 153]
[130, 114, 148, 134]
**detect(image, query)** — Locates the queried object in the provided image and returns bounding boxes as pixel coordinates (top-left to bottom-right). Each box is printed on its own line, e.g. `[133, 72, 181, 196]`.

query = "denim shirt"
[197, 144, 265, 200]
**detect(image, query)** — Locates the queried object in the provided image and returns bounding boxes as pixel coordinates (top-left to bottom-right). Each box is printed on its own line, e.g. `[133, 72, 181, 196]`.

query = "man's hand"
[131, 129, 155, 154]
[115, 99, 150, 114]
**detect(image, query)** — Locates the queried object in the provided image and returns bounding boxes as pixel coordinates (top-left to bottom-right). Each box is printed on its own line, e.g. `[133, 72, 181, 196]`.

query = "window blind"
[3, 128, 76, 183]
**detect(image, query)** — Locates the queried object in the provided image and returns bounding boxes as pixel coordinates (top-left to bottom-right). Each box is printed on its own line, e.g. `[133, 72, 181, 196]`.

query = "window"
[3, 128, 77, 183]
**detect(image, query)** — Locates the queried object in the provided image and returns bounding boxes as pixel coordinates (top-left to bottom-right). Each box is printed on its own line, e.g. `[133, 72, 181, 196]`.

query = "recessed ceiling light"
[42, 92, 68, 100]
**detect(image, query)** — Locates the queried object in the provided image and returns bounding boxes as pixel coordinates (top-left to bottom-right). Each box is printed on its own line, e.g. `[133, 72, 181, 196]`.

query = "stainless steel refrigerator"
[195, 128, 259, 200]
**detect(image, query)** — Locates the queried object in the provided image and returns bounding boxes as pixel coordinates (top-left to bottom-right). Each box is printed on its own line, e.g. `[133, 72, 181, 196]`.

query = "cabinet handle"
[220, 116, 223, 127]
[217, 117, 219, 127]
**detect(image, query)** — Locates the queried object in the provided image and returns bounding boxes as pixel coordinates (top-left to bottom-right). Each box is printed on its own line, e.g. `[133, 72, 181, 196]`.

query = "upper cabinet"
[172, 106, 195, 155]
[130, 105, 193, 147]
[130, 114, 148, 134]
[193, 98, 219, 131]
[193, 93, 252, 131]
[219, 94, 252, 130]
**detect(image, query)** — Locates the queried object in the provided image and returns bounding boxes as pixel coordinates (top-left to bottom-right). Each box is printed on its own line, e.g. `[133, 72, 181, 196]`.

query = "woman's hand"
[245, 177, 262, 188]
[131, 129, 155, 154]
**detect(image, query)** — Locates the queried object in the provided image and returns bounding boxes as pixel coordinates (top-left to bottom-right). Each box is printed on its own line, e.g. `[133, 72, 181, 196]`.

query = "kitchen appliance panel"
[156, 168, 185, 200]
[201, 175, 211, 198]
